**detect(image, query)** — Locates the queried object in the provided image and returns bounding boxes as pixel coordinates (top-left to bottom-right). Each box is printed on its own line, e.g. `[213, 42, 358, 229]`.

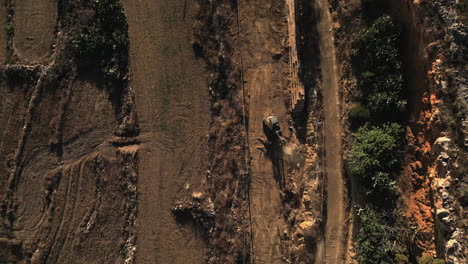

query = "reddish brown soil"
[387, 0, 441, 255]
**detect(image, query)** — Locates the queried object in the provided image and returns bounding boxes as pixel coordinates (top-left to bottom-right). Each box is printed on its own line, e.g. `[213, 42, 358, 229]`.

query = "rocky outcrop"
[431, 136, 467, 264]
[424, 0, 468, 147]
[410, 1, 467, 262]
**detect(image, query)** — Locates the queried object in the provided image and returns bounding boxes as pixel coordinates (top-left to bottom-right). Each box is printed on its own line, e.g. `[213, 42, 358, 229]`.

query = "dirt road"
[314, 0, 346, 263]
[239, 1, 289, 263]
[123, 0, 209, 263]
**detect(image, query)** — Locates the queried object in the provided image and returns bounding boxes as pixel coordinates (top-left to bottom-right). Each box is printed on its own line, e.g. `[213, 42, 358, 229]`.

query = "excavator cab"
[263, 115, 283, 143]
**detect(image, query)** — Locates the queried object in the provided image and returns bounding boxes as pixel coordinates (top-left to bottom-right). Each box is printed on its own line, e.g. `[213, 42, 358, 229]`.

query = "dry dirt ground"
[0, 74, 138, 263]
[1, 0, 459, 262]
[123, 0, 210, 263]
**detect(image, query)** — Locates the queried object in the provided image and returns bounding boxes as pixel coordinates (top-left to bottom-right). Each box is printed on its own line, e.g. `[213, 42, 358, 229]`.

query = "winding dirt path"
[314, 0, 346, 263]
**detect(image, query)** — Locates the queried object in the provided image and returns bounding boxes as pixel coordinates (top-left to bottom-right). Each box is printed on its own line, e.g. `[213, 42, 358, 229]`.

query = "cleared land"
[123, 0, 210, 263]
[13, 0, 57, 63]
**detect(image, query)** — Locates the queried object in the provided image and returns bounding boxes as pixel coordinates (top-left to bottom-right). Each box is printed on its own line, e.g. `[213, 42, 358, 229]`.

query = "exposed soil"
[0, 1, 139, 263]
[123, 0, 209, 263]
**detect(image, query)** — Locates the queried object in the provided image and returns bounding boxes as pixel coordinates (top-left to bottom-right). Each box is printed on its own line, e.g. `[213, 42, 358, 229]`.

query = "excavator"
[262, 115, 285, 188]
[262, 115, 284, 144]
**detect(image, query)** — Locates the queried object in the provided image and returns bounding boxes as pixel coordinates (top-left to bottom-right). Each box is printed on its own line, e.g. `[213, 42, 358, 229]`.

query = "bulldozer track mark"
[0, 100, 16, 154]
[22, 13, 47, 44]
[50, 162, 82, 264]
[14, 147, 51, 233]
[57, 160, 86, 263]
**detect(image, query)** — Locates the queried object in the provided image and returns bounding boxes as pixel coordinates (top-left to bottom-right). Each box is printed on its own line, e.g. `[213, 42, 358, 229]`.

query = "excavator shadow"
[257, 138, 285, 189]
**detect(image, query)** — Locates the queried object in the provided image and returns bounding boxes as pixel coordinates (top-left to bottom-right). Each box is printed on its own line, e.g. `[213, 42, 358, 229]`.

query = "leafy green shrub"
[357, 206, 394, 264]
[418, 255, 446, 264]
[349, 123, 403, 192]
[71, 0, 129, 82]
[349, 103, 370, 126]
[352, 15, 407, 118]
[395, 253, 410, 264]
[5, 24, 14, 37]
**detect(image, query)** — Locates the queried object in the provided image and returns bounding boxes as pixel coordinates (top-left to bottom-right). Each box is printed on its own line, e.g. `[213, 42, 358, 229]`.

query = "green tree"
[349, 123, 403, 192]
[349, 103, 371, 126]
[352, 15, 407, 117]
[71, 0, 129, 82]
[418, 255, 446, 264]
[357, 206, 394, 264]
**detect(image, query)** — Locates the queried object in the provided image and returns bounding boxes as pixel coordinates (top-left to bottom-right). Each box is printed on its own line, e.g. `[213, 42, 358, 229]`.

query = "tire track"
[3, 64, 50, 231]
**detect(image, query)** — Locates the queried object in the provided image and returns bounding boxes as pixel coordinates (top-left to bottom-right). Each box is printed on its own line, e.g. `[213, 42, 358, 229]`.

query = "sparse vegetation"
[395, 253, 410, 264]
[4, 65, 42, 88]
[119, 245, 129, 259]
[5, 24, 14, 37]
[455, 0, 468, 24]
[5, 0, 15, 62]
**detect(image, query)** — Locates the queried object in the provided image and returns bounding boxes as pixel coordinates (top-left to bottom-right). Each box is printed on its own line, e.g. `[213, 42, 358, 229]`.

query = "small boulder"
[433, 137, 451, 154]
[191, 191, 204, 200]
[437, 208, 450, 219]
